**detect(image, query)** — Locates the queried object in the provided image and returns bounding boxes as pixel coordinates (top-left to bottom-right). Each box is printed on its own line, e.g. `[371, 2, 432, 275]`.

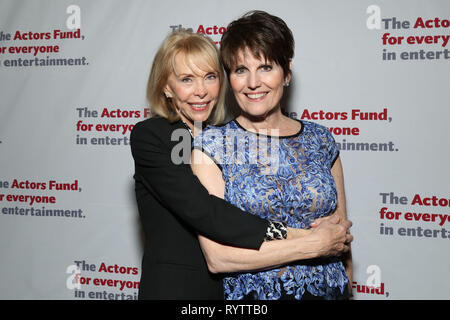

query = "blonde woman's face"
[164, 52, 220, 128]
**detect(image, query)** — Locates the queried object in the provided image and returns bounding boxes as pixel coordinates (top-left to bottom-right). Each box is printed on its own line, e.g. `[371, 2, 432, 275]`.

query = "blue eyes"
[206, 74, 217, 81]
[180, 74, 217, 83]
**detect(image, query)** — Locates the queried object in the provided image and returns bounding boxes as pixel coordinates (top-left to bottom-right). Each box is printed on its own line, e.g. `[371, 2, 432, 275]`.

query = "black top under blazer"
[130, 117, 269, 299]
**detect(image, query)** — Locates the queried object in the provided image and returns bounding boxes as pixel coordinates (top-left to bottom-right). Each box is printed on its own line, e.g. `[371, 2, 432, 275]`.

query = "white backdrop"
[0, 0, 449, 300]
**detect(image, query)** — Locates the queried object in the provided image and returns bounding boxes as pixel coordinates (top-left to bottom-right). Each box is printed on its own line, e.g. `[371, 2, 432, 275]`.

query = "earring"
[284, 81, 290, 87]
[164, 92, 171, 99]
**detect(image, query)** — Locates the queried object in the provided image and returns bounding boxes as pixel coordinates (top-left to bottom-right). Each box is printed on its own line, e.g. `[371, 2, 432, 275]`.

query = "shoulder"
[130, 117, 191, 157]
[203, 120, 235, 134]
[131, 116, 184, 142]
[300, 120, 336, 142]
[194, 120, 235, 144]
[300, 120, 330, 136]
[193, 121, 236, 162]
[132, 116, 170, 136]
[299, 120, 337, 150]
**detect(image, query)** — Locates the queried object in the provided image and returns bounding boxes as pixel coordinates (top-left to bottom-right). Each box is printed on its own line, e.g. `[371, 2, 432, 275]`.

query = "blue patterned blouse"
[193, 119, 348, 300]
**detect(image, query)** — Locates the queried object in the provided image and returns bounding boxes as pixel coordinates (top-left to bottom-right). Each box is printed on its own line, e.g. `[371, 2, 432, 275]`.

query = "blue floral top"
[193, 119, 348, 300]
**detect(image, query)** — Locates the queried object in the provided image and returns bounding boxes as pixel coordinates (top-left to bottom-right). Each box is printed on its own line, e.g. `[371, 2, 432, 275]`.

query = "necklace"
[180, 119, 193, 137]
[175, 107, 193, 137]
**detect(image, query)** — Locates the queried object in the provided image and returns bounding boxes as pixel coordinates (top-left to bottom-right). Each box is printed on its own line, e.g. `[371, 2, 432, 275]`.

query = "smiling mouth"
[244, 92, 268, 100]
[188, 101, 210, 111]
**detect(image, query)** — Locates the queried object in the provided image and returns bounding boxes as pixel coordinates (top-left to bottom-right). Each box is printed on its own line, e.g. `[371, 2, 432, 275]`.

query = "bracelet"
[264, 220, 288, 241]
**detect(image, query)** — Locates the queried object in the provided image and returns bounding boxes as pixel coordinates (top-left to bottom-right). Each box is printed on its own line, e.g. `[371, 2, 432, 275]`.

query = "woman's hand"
[287, 213, 353, 257]
[312, 216, 352, 256]
[310, 212, 341, 228]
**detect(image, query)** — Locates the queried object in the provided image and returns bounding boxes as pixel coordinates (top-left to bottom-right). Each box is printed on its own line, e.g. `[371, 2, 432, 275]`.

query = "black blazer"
[130, 117, 268, 300]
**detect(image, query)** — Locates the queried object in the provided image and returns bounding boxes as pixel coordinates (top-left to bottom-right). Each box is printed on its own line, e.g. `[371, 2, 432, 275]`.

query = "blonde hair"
[146, 30, 226, 125]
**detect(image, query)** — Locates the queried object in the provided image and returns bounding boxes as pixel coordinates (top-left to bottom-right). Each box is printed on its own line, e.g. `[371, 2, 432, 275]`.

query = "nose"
[247, 71, 261, 90]
[194, 80, 208, 98]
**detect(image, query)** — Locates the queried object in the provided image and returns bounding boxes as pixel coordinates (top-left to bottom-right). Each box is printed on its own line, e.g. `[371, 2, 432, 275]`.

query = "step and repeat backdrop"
[0, 0, 449, 300]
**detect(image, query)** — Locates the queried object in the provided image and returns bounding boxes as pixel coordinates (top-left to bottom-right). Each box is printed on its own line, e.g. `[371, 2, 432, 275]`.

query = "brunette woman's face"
[164, 52, 220, 126]
[228, 47, 290, 119]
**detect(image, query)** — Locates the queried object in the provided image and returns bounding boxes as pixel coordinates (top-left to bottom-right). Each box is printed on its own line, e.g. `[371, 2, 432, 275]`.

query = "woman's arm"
[130, 119, 269, 249]
[199, 231, 316, 273]
[191, 149, 352, 274]
[330, 156, 353, 293]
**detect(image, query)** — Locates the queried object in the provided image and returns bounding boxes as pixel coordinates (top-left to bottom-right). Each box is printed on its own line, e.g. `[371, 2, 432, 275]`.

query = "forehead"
[171, 51, 216, 76]
[233, 47, 271, 66]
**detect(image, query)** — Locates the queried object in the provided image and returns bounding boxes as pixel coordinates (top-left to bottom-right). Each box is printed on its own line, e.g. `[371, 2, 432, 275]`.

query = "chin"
[243, 108, 271, 118]
[191, 113, 211, 123]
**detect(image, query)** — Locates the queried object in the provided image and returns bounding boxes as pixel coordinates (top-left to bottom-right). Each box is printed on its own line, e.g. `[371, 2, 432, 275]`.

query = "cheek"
[267, 72, 285, 89]
[172, 86, 192, 102]
[210, 82, 221, 98]
[268, 81, 285, 100]
[229, 77, 244, 94]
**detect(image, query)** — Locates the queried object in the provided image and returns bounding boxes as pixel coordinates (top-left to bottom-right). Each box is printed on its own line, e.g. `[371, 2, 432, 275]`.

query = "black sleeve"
[130, 119, 268, 249]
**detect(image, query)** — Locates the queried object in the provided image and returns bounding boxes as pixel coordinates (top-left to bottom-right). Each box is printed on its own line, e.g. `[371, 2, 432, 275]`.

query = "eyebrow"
[233, 62, 273, 69]
[176, 73, 194, 77]
[176, 70, 217, 78]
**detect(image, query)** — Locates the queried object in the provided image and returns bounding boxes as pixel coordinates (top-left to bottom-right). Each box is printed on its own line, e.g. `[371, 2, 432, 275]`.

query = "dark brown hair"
[220, 10, 294, 77]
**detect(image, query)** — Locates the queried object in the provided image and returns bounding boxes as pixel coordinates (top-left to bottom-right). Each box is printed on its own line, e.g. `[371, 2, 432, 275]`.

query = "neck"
[237, 104, 286, 133]
[179, 113, 194, 131]
[178, 114, 206, 137]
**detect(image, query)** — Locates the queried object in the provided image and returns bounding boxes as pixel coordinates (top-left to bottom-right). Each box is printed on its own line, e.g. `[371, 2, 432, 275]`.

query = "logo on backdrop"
[366, 4, 450, 61]
[74, 106, 148, 147]
[287, 107, 398, 154]
[66, 260, 139, 300]
[378, 192, 450, 240]
[168, 24, 227, 44]
[1, 178, 84, 219]
[0, 5, 88, 68]
[353, 264, 390, 298]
